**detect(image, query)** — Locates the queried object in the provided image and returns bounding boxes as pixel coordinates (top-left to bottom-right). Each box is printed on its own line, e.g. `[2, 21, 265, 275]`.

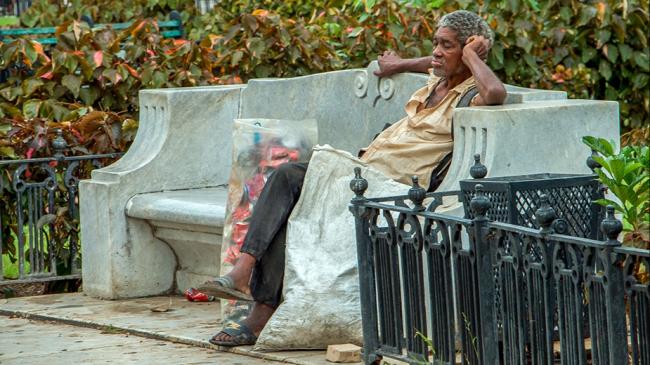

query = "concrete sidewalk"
[0, 293, 358, 365]
[0, 316, 275, 365]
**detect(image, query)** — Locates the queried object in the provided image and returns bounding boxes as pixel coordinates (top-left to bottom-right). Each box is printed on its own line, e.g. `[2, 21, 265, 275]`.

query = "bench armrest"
[439, 99, 619, 192]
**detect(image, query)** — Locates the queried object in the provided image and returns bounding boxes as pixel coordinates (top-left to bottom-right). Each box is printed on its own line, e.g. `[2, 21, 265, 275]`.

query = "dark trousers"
[240, 162, 308, 308]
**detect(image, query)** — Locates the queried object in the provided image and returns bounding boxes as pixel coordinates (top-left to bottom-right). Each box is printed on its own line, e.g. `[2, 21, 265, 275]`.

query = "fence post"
[600, 206, 627, 364]
[469, 184, 499, 364]
[349, 167, 380, 364]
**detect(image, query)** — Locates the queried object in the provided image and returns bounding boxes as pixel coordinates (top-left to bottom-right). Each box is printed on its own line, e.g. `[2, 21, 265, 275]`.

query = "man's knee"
[273, 162, 308, 185]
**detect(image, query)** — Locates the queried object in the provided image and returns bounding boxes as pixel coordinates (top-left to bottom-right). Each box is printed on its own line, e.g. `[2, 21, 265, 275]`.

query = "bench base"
[126, 187, 228, 293]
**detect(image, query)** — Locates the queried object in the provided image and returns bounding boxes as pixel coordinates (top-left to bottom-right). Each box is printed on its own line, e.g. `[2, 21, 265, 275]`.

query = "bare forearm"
[462, 51, 506, 105]
[395, 56, 433, 74]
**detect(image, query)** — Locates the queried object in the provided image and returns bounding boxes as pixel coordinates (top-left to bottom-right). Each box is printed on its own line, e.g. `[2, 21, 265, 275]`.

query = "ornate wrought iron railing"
[349, 167, 649, 365]
[0, 130, 123, 284]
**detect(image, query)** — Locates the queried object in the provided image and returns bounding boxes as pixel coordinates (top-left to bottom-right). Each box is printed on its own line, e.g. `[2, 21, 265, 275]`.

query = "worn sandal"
[209, 320, 258, 347]
[197, 276, 253, 302]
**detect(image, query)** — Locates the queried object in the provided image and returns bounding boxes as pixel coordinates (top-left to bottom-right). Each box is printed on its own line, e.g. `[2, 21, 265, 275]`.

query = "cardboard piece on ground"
[326, 344, 362, 363]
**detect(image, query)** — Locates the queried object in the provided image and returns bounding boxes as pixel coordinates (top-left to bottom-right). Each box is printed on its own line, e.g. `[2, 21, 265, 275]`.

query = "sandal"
[197, 276, 253, 302]
[209, 320, 258, 347]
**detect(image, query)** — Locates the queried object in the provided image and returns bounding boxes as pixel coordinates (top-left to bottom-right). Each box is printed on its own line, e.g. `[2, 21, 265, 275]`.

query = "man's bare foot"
[198, 253, 257, 301]
[210, 302, 276, 346]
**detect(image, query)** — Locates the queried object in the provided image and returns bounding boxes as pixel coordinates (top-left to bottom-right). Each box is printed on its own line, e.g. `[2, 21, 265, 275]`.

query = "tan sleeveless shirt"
[360, 73, 476, 187]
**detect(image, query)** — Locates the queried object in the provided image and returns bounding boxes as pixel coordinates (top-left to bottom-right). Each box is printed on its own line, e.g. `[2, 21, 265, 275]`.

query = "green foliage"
[18, 0, 196, 27]
[0, 20, 222, 159]
[344, 0, 649, 130]
[187, 0, 650, 130]
[0, 16, 20, 27]
[3, 252, 23, 279]
[0, 20, 213, 275]
[583, 136, 649, 248]
[6, 0, 650, 134]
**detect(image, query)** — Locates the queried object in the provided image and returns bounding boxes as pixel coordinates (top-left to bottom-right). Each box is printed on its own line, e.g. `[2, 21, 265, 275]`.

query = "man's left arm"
[462, 36, 507, 106]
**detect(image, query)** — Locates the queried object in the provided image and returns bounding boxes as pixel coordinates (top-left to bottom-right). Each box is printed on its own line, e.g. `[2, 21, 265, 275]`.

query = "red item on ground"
[184, 288, 215, 302]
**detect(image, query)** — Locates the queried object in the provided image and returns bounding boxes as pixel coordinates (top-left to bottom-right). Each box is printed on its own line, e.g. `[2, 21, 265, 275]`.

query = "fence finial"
[600, 205, 622, 246]
[536, 194, 557, 234]
[470, 153, 487, 179]
[470, 184, 491, 219]
[408, 176, 426, 211]
[350, 167, 368, 201]
[52, 129, 67, 161]
[586, 149, 601, 172]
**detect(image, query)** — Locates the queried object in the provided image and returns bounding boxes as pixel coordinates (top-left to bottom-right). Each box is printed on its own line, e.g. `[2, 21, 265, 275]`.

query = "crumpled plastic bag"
[253, 145, 408, 350]
[220, 118, 318, 323]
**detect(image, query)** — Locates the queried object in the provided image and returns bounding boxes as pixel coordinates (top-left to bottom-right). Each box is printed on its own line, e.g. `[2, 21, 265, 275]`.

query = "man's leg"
[217, 226, 287, 342]
[210, 162, 307, 345]
[216, 162, 308, 294]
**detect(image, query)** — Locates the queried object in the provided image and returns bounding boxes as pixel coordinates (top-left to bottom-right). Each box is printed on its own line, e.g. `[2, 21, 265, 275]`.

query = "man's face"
[431, 27, 467, 78]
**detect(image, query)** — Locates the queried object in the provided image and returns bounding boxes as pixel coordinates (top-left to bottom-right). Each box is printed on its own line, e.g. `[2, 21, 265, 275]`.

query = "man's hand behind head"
[464, 35, 490, 61]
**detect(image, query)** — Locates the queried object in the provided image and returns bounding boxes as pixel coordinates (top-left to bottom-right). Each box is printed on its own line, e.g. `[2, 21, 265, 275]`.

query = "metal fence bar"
[625, 255, 650, 365]
[468, 185, 499, 365]
[424, 217, 455, 363]
[349, 168, 380, 364]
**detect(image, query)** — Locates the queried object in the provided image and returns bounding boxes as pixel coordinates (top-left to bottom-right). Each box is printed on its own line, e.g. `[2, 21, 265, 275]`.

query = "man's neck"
[441, 71, 472, 90]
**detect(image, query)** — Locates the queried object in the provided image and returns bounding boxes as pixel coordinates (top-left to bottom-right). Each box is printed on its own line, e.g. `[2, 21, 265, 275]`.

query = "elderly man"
[201, 9, 506, 346]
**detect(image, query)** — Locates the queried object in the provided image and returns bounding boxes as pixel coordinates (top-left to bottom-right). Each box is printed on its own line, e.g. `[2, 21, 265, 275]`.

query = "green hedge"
[2, 0, 648, 160]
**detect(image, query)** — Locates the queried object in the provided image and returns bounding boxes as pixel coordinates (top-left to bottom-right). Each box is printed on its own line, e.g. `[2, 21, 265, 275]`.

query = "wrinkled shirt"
[360, 73, 476, 188]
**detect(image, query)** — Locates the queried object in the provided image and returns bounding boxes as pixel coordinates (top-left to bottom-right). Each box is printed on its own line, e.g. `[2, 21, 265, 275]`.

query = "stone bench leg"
[80, 86, 243, 299]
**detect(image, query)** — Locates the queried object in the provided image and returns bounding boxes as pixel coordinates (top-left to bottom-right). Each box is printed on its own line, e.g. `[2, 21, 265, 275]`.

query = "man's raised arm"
[462, 36, 507, 106]
[374, 51, 432, 77]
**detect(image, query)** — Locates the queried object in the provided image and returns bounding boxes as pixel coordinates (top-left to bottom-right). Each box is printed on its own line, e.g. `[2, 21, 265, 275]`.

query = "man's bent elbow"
[484, 85, 507, 105]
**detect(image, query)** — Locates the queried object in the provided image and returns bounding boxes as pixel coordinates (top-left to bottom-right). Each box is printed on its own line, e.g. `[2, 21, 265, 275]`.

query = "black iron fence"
[0, 130, 122, 284]
[349, 167, 649, 365]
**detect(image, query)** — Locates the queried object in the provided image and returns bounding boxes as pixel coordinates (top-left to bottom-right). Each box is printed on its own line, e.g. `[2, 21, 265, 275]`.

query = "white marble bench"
[79, 62, 619, 299]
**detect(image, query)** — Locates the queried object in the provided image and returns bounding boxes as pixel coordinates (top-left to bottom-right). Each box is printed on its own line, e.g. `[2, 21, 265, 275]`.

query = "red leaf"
[40, 71, 54, 80]
[33, 42, 51, 62]
[122, 64, 139, 78]
[93, 51, 103, 67]
[131, 21, 147, 37]
[70, 128, 84, 142]
[26, 147, 35, 159]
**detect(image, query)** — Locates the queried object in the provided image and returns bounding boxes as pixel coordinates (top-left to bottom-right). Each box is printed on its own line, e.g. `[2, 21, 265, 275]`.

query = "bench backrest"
[239, 61, 567, 154]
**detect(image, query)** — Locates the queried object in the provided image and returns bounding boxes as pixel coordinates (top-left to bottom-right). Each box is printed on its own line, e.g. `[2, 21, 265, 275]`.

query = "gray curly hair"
[438, 10, 493, 47]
